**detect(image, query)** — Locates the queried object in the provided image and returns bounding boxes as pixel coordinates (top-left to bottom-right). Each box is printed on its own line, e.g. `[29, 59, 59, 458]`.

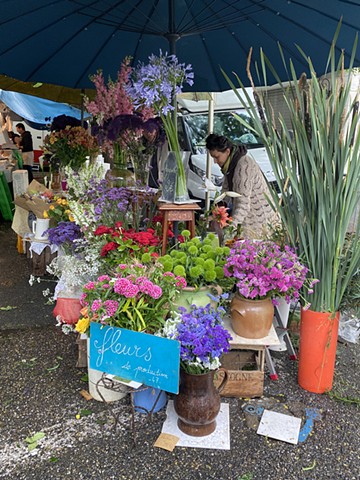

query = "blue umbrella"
[0, 1, 358, 92]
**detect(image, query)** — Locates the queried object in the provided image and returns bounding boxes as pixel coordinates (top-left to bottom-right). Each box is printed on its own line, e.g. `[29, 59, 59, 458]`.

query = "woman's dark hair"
[205, 133, 233, 152]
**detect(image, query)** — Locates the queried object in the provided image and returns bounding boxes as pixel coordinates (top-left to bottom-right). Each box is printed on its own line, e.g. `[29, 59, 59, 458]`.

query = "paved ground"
[0, 220, 359, 480]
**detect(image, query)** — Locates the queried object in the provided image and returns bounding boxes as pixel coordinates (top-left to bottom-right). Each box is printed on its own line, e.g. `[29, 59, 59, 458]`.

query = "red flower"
[100, 242, 118, 256]
[94, 225, 113, 236]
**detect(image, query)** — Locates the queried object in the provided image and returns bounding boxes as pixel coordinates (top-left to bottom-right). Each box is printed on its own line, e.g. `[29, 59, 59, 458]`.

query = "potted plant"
[224, 239, 311, 339]
[224, 35, 360, 392]
[158, 301, 231, 436]
[157, 230, 234, 309]
[74, 262, 186, 403]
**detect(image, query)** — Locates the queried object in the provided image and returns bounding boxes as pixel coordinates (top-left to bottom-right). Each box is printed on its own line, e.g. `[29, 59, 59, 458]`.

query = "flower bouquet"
[224, 239, 318, 339]
[93, 222, 161, 270]
[75, 262, 187, 335]
[128, 51, 194, 202]
[224, 239, 315, 306]
[158, 230, 234, 291]
[43, 116, 98, 171]
[158, 302, 232, 374]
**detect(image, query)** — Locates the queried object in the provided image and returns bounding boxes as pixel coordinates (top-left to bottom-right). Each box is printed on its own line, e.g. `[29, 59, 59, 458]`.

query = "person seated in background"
[205, 133, 279, 239]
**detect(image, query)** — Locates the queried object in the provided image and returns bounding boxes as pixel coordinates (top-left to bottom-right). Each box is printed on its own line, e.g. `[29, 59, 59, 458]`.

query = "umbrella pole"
[205, 96, 215, 212]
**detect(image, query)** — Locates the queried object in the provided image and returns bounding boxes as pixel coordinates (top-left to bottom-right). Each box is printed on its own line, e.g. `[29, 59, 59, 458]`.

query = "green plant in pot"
[157, 230, 235, 310]
[224, 30, 360, 393]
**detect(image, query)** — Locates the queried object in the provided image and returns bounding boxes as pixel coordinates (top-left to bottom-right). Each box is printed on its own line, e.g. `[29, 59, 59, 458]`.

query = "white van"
[177, 89, 277, 203]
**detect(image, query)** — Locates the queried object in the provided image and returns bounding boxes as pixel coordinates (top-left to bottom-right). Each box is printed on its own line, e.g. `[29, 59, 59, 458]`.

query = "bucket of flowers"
[74, 261, 187, 404]
[75, 262, 187, 335]
[158, 298, 232, 436]
[224, 239, 317, 339]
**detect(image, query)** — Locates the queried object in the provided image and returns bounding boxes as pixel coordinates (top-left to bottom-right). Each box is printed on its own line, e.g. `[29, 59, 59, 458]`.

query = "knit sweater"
[222, 147, 278, 239]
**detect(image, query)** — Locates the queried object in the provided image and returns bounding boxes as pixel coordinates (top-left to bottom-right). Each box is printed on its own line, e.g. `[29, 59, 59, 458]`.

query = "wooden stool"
[158, 202, 201, 255]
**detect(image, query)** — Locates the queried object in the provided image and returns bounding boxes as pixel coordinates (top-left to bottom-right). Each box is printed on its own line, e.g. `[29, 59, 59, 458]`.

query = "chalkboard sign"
[89, 323, 180, 394]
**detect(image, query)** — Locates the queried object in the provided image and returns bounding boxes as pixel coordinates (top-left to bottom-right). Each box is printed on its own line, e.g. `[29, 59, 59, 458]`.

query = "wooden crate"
[214, 349, 264, 398]
[31, 246, 57, 276]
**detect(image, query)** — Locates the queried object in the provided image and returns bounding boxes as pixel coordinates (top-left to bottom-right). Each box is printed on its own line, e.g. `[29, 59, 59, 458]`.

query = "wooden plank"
[224, 316, 280, 348]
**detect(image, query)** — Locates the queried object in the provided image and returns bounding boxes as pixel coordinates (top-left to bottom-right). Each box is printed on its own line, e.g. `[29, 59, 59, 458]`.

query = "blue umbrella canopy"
[0, 0, 358, 92]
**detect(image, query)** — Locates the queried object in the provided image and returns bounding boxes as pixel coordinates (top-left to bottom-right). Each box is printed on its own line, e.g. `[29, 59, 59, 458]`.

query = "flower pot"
[86, 338, 127, 402]
[133, 387, 167, 414]
[173, 285, 222, 312]
[298, 309, 339, 393]
[53, 297, 82, 325]
[230, 294, 274, 339]
[174, 368, 228, 437]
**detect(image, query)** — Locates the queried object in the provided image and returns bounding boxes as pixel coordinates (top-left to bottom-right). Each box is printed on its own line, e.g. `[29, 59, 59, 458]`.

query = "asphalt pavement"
[0, 220, 359, 480]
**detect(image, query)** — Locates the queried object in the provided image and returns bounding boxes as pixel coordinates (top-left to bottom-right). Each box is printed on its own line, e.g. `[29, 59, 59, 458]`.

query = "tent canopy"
[0, 89, 84, 126]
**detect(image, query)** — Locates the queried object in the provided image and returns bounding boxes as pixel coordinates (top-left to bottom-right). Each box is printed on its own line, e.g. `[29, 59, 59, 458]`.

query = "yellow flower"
[69, 215, 75, 222]
[43, 210, 49, 219]
[56, 198, 62, 204]
[61, 199, 67, 206]
[49, 205, 55, 210]
[65, 209, 71, 215]
[75, 317, 90, 334]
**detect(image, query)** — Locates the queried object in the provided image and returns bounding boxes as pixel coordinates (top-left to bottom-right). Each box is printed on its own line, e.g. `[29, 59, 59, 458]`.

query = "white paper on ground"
[161, 400, 230, 450]
[257, 409, 302, 444]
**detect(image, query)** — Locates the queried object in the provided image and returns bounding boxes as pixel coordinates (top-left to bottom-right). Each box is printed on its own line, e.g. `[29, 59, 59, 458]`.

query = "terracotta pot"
[53, 297, 82, 325]
[230, 294, 274, 339]
[298, 309, 339, 393]
[174, 368, 228, 437]
[173, 285, 222, 312]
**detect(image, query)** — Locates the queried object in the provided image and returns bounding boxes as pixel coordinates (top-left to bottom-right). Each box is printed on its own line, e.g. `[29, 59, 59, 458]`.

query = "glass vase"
[160, 151, 191, 203]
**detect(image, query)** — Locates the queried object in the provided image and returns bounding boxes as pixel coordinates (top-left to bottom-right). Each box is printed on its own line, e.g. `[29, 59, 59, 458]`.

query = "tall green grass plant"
[223, 31, 360, 313]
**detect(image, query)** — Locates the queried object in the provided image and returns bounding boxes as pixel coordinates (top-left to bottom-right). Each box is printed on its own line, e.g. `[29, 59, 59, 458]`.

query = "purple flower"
[224, 239, 311, 304]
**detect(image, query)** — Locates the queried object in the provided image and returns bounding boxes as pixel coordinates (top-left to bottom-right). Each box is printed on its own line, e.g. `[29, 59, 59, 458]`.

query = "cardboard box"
[14, 180, 54, 219]
[214, 350, 264, 398]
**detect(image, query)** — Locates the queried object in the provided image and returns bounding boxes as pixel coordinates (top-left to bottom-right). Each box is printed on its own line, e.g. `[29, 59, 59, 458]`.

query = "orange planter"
[53, 297, 82, 325]
[298, 309, 340, 393]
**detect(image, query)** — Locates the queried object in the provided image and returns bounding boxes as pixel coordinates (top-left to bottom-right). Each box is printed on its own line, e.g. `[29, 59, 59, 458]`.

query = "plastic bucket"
[133, 387, 167, 413]
[298, 309, 339, 393]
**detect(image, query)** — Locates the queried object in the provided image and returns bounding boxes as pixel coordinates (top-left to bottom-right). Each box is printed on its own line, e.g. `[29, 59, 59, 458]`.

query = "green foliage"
[223, 27, 360, 312]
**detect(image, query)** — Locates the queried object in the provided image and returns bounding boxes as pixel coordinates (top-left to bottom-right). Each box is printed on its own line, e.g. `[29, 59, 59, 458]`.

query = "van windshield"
[182, 110, 263, 154]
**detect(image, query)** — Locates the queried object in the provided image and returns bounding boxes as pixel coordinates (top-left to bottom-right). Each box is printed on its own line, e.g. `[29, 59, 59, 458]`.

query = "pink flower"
[91, 299, 102, 312]
[114, 278, 131, 294]
[104, 300, 119, 317]
[123, 283, 140, 298]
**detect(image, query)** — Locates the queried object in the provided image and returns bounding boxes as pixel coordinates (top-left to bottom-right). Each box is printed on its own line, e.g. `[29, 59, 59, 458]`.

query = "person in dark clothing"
[16, 123, 34, 183]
